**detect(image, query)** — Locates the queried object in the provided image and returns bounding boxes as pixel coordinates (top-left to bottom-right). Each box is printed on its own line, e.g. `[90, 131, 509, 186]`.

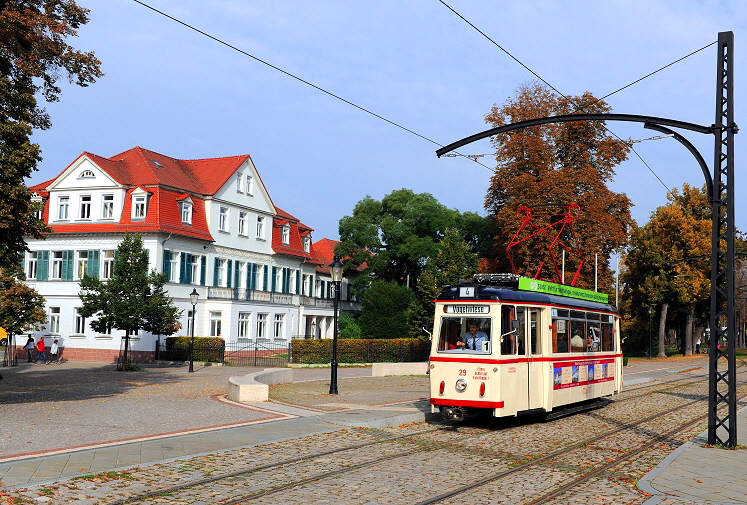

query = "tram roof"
[436, 285, 618, 314]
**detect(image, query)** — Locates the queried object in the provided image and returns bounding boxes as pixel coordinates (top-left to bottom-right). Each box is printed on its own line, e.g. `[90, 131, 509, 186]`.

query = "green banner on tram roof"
[518, 278, 609, 304]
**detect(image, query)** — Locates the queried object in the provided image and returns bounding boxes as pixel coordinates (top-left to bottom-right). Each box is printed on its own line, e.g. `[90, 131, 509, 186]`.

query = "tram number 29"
[458, 369, 467, 376]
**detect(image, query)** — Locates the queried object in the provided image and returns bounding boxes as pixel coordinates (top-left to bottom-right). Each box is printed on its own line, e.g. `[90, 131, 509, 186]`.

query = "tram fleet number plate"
[445, 305, 489, 314]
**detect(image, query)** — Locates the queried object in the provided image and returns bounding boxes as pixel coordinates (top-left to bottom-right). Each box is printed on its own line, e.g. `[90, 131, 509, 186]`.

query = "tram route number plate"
[446, 305, 489, 314]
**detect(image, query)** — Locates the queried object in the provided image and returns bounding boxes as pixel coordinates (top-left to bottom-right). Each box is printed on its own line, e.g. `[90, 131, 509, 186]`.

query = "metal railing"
[207, 287, 359, 310]
[223, 339, 290, 367]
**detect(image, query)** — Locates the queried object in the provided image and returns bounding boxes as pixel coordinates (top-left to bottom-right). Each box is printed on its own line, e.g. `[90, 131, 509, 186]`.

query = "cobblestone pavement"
[2, 356, 744, 505]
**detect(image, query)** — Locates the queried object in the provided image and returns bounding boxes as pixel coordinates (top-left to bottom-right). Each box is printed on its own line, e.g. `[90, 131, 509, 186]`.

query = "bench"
[227, 368, 293, 402]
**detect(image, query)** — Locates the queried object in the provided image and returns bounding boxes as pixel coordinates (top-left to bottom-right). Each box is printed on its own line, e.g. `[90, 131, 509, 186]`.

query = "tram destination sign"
[445, 305, 490, 314]
[518, 278, 609, 304]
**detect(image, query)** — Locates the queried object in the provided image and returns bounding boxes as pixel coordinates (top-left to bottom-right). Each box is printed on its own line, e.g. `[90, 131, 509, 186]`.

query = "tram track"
[415, 385, 747, 505]
[104, 374, 730, 505]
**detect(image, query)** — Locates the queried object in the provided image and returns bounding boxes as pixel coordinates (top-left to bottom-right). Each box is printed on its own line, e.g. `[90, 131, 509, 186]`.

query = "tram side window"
[601, 316, 614, 351]
[570, 317, 586, 352]
[587, 312, 601, 352]
[437, 317, 492, 352]
[501, 305, 517, 355]
[530, 309, 540, 354]
[552, 309, 569, 353]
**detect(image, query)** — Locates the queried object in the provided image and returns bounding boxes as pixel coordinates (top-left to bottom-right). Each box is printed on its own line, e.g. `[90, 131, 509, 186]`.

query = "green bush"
[164, 336, 225, 363]
[290, 338, 430, 364]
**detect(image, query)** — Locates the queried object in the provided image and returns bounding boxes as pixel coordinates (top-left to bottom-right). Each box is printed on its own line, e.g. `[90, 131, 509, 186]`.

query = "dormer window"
[303, 236, 311, 253]
[133, 196, 146, 218]
[131, 188, 149, 220]
[181, 200, 193, 225]
[79, 170, 95, 179]
[281, 224, 290, 245]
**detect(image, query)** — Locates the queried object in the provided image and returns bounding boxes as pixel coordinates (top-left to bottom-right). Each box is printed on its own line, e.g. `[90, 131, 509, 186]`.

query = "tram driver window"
[437, 317, 491, 353]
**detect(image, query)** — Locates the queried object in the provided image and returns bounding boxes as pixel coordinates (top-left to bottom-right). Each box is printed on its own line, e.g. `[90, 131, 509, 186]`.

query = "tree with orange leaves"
[622, 183, 712, 357]
[483, 82, 632, 292]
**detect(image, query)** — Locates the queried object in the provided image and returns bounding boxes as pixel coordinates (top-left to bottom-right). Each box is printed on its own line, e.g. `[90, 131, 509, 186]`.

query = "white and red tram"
[429, 274, 622, 420]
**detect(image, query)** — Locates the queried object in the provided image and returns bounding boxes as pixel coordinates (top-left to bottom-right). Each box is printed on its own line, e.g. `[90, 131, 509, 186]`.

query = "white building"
[22, 147, 357, 362]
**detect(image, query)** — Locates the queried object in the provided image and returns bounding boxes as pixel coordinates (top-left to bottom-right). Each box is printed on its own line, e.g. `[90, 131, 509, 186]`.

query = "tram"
[429, 273, 622, 420]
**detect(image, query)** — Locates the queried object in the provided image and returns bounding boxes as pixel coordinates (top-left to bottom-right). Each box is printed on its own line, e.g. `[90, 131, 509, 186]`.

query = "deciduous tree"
[0, 1, 103, 271]
[337, 189, 487, 289]
[622, 184, 712, 356]
[409, 228, 479, 337]
[0, 270, 46, 341]
[79, 234, 181, 338]
[483, 82, 632, 291]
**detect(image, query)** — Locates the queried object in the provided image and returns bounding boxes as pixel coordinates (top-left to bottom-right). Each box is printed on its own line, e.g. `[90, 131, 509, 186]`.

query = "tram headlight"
[455, 378, 467, 392]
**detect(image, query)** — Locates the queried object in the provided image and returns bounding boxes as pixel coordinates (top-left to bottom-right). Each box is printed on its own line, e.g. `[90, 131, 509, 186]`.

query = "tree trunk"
[684, 310, 694, 356]
[658, 302, 668, 358]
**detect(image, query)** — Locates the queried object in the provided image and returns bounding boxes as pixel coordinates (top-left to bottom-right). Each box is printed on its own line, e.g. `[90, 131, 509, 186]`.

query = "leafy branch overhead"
[0, 0, 103, 271]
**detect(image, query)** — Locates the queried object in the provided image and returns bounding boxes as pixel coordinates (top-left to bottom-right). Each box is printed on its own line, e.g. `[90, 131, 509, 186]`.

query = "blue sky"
[30, 0, 746, 243]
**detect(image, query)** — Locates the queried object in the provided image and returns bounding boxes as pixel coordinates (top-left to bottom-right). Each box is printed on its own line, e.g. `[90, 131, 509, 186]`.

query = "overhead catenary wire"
[436, 0, 715, 191]
[131, 0, 492, 170]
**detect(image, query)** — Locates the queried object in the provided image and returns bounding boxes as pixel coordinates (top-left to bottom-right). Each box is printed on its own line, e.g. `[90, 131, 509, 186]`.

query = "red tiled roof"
[28, 147, 256, 241]
[42, 187, 213, 241]
[313, 238, 368, 274]
[272, 207, 321, 264]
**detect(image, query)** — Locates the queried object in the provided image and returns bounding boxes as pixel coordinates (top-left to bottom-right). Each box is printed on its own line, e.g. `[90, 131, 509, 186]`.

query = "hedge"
[164, 336, 225, 363]
[290, 338, 430, 364]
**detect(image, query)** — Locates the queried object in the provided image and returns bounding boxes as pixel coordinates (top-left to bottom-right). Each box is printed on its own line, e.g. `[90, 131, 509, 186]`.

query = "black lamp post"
[328, 255, 344, 394]
[189, 288, 199, 373]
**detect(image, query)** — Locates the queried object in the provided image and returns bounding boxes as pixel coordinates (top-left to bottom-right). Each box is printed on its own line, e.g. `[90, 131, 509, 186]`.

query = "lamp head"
[189, 288, 199, 306]
[329, 255, 344, 283]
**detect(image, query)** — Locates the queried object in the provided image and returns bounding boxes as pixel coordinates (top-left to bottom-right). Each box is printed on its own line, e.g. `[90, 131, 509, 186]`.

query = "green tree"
[409, 228, 479, 337]
[357, 280, 414, 339]
[0, 270, 46, 340]
[338, 312, 362, 339]
[337, 189, 487, 289]
[484, 82, 632, 291]
[79, 234, 181, 337]
[0, 1, 103, 271]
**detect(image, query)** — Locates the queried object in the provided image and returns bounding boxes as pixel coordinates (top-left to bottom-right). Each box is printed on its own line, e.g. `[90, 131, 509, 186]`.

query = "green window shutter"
[234, 262, 240, 289]
[246, 262, 253, 291]
[296, 270, 301, 294]
[180, 252, 188, 284]
[87, 250, 100, 278]
[186, 254, 194, 284]
[62, 250, 74, 281]
[271, 266, 277, 292]
[263, 266, 268, 291]
[200, 255, 206, 286]
[213, 258, 220, 287]
[227, 259, 233, 288]
[163, 249, 171, 279]
[37, 250, 49, 281]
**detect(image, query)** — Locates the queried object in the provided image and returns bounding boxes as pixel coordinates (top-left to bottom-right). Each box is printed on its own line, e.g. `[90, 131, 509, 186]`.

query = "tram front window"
[437, 317, 492, 352]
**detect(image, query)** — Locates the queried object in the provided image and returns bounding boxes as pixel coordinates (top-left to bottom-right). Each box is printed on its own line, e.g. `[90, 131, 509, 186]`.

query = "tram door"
[515, 307, 544, 412]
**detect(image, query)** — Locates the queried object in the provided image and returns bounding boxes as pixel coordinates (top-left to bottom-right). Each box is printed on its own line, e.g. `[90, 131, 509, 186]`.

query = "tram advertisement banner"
[518, 278, 609, 304]
[552, 359, 615, 389]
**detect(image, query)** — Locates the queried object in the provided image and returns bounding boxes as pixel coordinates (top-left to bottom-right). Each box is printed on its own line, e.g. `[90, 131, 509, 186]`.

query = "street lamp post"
[189, 288, 199, 373]
[328, 256, 344, 395]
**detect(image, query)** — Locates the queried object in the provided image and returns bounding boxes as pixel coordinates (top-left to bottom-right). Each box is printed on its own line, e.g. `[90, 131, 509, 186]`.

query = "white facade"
[22, 148, 354, 363]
